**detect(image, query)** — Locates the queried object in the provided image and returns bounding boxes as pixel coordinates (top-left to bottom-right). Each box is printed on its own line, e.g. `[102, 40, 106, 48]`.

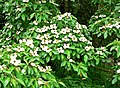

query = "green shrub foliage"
[0, 0, 120, 87]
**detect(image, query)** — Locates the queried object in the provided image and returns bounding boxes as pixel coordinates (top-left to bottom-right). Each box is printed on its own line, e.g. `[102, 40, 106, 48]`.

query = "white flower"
[82, 25, 87, 29]
[43, 34, 50, 39]
[45, 66, 52, 71]
[73, 30, 80, 33]
[41, 39, 51, 44]
[65, 27, 72, 33]
[13, 46, 25, 52]
[8, 25, 13, 29]
[0, 64, 6, 70]
[69, 59, 74, 63]
[10, 53, 17, 60]
[99, 14, 106, 18]
[68, 33, 73, 38]
[71, 36, 78, 42]
[30, 50, 39, 57]
[87, 41, 92, 45]
[26, 39, 34, 48]
[38, 66, 46, 72]
[36, 34, 41, 40]
[53, 40, 61, 44]
[60, 28, 67, 34]
[6, 37, 10, 40]
[57, 47, 64, 53]
[85, 46, 91, 51]
[21, 69, 26, 74]
[63, 44, 70, 49]
[10, 54, 21, 66]
[23, 0, 29, 2]
[51, 30, 58, 34]
[117, 62, 120, 65]
[30, 63, 36, 67]
[57, 15, 62, 20]
[76, 22, 82, 29]
[96, 51, 103, 55]
[62, 36, 70, 41]
[117, 69, 120, 73]
[16, 8, 21, 12]
[79, 37, 87, 42]
[38, 78, 44, 85]
[101, 47, 106, 51]
[40, 45, 52, 53]
[16, 31, 20, 34]
[33, 21, 38, 25]
[50, 24, 57, 29]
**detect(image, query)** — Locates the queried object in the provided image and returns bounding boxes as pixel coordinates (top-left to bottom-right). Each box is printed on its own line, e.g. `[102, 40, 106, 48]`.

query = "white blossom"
[13, 46, 25, 52]
[76, 22, 82, 29]
[38, 78, 44, 85]
[30, 50, 39, 57]
[71, 36, 78, 42]
[69, 59, 74, 63]
[38, 66, 46, 72]
[33, 21, 38, 25]
[26, 39, 34, 48]
[63, 44, 70, 49]
[53, 40, 61, 44]
[21, 69, 26, 74]
[62, 36, 70, 41]
[23, 0, 29, 2]
[0, 64, 6, 70]
[117, 69, 120, 73]
[10, 54, 21, 66]
[57, 47, 64, 53]
[79, 37, 88, 42]
[117, 62, 120, 65]
[96, 51, 103, 55]
[85, 46, 91, 51]
[30, 63, 36, 67]
[40, 45, 52, 53]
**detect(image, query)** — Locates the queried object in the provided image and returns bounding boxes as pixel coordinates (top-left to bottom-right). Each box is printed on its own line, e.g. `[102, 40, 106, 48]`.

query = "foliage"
[0, 0, 120, 88]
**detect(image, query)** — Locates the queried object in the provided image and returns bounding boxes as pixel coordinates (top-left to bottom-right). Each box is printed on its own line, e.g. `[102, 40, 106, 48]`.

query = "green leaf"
[117, 47, 120, 58]
[61, 54, 65, 60]
[65, 50, 70, 57]
[84, 55, 88, 63]
[61, 61, 67, 67]
[27, 79, 35, 87]
[16, 78, 26, 86]
[21, 14, 25, 21]
[59, 82, 67, 87]
[21, 7, 26, 13]
[71, 64, 78, 72]
[3, 77, 10, 87]
[112, 77, 117, 84]
[104, 31, 108, 39]
[30, 13, 35, 20]
[11, 78, 16, 87]
[52, 50, 59, 55]
[46, 56, 50, 63]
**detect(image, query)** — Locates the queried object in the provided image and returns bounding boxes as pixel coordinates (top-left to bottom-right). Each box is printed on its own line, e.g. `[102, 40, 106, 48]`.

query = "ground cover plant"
[0, 0, 120, 88]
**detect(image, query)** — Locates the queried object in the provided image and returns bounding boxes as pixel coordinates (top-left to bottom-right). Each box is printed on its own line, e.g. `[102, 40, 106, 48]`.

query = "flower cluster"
[19, 39, 34, 48]
[30, 47, 39, 57]
[10, 53, 21, 66]
[99, 21, 120, 29]
[56, 12, 71, 20]
[13, 46, 25, 52]
[38, 66, 52, 72]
